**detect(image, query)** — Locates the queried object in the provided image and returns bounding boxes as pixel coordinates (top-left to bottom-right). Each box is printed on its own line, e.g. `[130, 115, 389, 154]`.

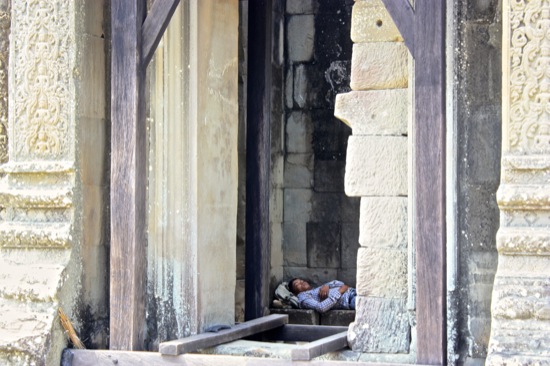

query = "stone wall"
[0, 0, 8, 163]
[450, 1, 502, 364]
[334, 0, 412, 359]
[487, 0, 550, 364]
[282, 0, 359, 289]
[0, 0, 108, 365]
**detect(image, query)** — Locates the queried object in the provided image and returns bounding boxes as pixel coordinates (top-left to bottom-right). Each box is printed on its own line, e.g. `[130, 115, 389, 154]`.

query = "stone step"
[270, 308, 355, 327]
[0, 187, 73, 209]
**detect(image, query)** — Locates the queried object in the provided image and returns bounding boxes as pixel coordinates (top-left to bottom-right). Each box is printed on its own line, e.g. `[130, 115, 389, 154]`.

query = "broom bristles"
[58, 307, 85, 349]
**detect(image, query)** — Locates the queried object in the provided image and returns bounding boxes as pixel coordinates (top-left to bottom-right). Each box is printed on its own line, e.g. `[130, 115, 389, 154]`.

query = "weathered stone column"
[146, 0, 239, 348]
[0, 1, 107, 365]
[334, 0, 412, 357]
[487, 0, 550, 364]
[0, 0, 8, 163]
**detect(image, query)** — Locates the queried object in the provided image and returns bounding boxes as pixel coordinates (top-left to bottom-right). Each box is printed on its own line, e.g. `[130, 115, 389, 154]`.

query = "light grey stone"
[287, 15, 315, 62]
[283, 188, 312, 222]
[283, 223, 307, 267]
[286, 0, 317, 14]
[356, 247, 407, 298]
[360, 197, 407, 249]
[334, 89, 408, 136]
[284, 153, 313, 188]
[348, 296, 410, 353]
[286, 111, 313, 153]
[350, 42, 408, 91]
[345, 136, 408, 197]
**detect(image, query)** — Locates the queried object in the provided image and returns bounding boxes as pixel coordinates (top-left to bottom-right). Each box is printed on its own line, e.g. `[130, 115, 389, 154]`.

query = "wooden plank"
[141, 0, 181, 66]
[290, 332, 348, 361]
[159, 314, 289, 355]
[110, 0, 147, 351]
[245, 0, 273, 321]
[380, 0, 415, 55]
[261, 324, 348, 342]
[413, 1, 446, 364]
[63, 349, 436, 366]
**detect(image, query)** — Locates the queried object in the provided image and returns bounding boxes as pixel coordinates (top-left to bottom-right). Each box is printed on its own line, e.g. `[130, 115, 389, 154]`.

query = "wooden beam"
[290, 332, 348, 361]
[159, 314, 289, 356]
[245, 0, 273, 321]
[142, 0, 181, 67]
[110, 0, 147, 350]
[63, 349, 437, 366]
[413, 1, 446, 364]
[380, 0, 415, 55]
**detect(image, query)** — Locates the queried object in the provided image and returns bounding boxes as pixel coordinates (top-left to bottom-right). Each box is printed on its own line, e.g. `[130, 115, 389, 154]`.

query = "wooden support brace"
[159, 314, 289, 356]
[142, 0, 181, 66]
[290, 332, 348, 361]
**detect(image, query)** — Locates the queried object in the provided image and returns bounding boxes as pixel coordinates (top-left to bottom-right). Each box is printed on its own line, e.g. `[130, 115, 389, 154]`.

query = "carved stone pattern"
[508, 0, 550, 153]
[11, 0, 71, 160]
[0, 1, 9, 163]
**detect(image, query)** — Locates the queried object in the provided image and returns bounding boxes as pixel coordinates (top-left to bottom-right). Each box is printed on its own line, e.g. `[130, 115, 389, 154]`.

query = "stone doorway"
[235, 0, 360, 324]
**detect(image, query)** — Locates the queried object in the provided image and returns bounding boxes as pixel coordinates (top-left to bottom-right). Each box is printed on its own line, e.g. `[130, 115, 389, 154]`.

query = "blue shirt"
[297, 280, 356, 313]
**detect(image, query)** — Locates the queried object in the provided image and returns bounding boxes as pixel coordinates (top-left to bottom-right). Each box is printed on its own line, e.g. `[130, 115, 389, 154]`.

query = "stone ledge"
[0, 187, 73, 208]
[0, 222, 72, 249]
[497, 227, 550, 255]
[0, 261, 66, 302]
[497, 184, 550, 209]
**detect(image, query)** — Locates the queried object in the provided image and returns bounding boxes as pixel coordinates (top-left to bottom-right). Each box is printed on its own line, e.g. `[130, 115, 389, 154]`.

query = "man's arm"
[300, 286, 350, 313]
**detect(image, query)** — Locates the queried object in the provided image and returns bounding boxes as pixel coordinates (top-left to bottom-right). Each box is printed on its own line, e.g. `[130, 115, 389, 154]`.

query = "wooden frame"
[110, 0, 446, 362]
[245, 0, 273, 321]
[110, 0, 180, 350]
[381, 1, 447, 364]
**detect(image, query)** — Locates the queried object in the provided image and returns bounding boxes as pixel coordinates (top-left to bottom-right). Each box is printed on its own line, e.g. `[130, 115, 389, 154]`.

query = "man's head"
[288, 278, 311, 295]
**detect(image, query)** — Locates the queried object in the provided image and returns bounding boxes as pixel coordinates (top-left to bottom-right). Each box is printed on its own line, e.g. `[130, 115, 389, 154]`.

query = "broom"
[58, 307, 85, 349]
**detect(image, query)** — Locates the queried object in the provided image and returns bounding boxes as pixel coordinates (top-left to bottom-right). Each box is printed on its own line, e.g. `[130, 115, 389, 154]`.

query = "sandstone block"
[286, 111, 313, 154]
[359, 197, 407, 249]
[286, 0, 317, 14]
[350, 43, 408, 90]
[283, 188, 312, 222]
[320, 310, 356, 326]
[334, 90, 408, 136]
[351, 1, 403, 43]
[345, 136, 407, 196]
[356, 247, 407, 298]
[287, 15, 314, 62]
[341, 222, 359, 269]
[283, 223, 307, 267]
[307, 222, 341, 269]
[314, 160, 345, 192]
[348, 296, 410, 353]
[283, 267, 338, 287]
[284, 153, 313, 188]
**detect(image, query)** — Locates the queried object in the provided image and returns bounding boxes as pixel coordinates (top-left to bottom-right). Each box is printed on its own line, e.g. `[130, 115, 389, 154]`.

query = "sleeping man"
[288, 278, 356, 313]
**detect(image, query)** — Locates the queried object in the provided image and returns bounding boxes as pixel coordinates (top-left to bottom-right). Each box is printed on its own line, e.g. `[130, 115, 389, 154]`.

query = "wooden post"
[110, 0, 147, 350]
[381, 1, 447, 364]
[413, 3, 446, 364]
[245, 0, 273, 321]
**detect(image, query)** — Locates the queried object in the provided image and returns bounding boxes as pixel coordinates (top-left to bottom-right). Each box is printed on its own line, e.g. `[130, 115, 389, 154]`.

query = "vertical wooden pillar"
[413, 2, 446, 364]
[381, 1, 446, 364]
[245, 0, 273, 321]
[110, 0, 147, 350]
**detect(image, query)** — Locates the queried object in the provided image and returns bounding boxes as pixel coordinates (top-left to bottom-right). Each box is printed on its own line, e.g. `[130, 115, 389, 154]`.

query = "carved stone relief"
[10, 0, 72, 161]
[0, 0, 9, 163]
[508, 0, 550, 153]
